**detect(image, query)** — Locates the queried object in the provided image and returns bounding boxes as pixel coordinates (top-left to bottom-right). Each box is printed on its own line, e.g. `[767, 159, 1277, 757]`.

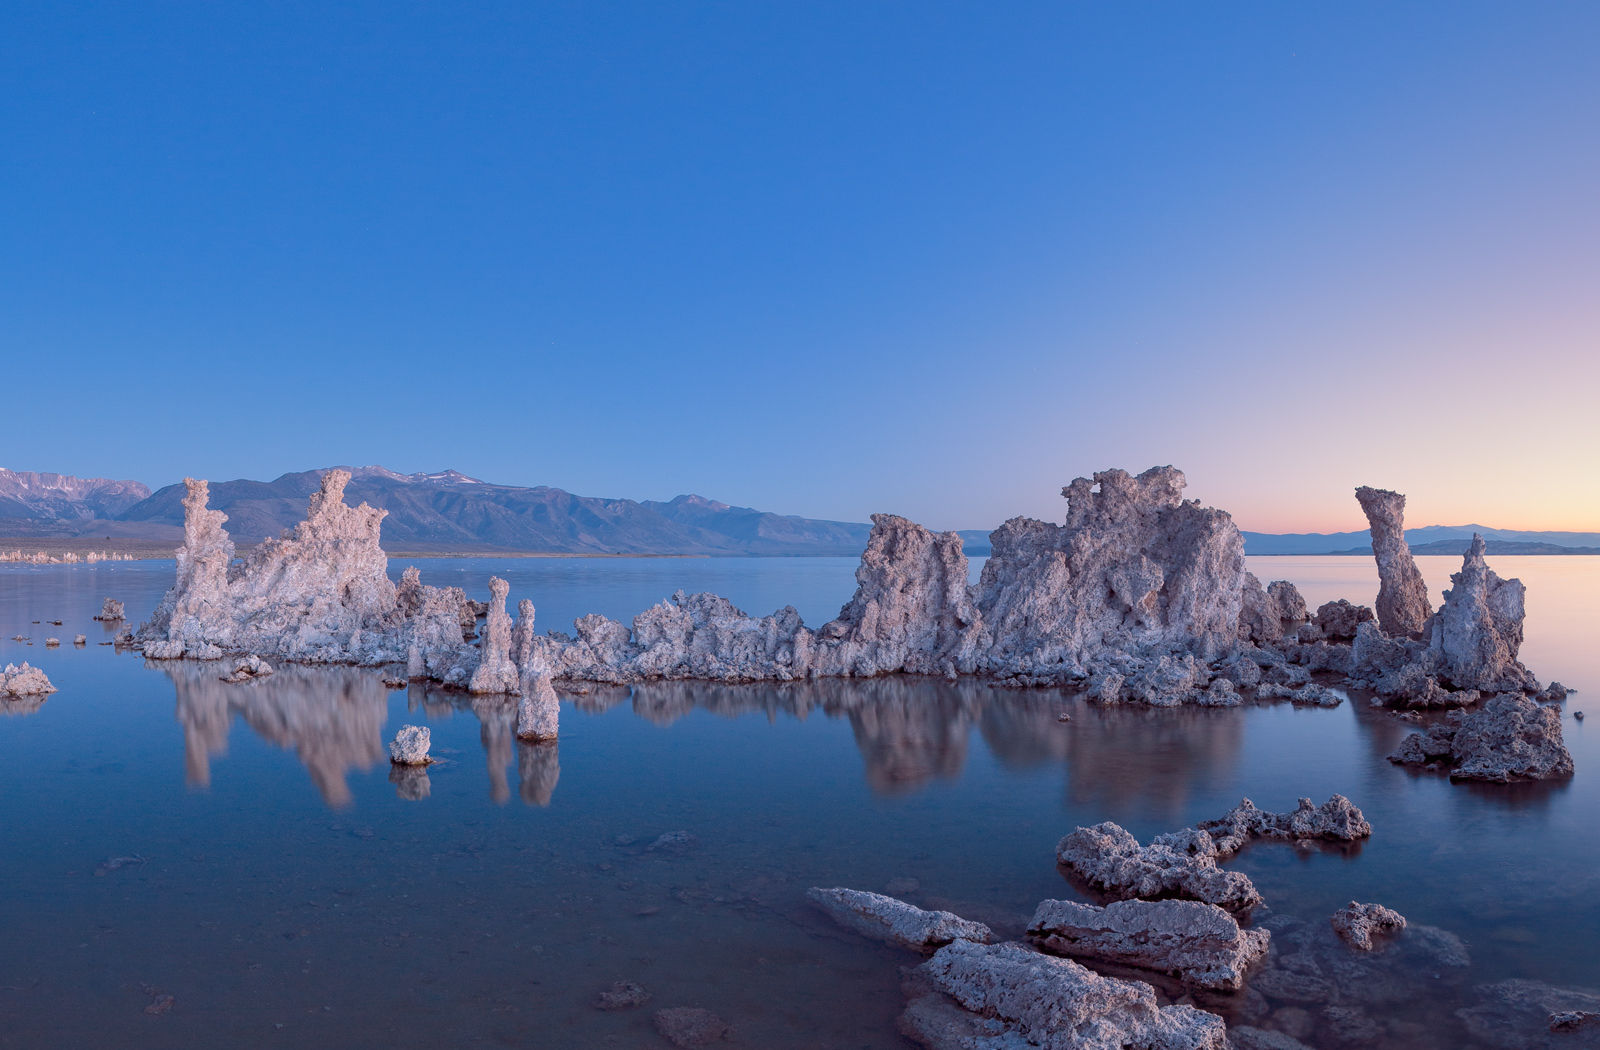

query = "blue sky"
[3, 2, 1598, 532]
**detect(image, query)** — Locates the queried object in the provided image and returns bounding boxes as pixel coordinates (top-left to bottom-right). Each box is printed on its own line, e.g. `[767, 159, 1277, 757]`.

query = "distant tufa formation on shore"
[126, 466, 1572, 780]
[1, 549, 136, 563]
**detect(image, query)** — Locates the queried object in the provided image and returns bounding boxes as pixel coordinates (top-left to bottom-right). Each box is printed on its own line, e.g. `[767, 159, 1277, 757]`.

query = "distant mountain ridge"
[3, 465, 1598, 557]
[0, 468, 151, 521]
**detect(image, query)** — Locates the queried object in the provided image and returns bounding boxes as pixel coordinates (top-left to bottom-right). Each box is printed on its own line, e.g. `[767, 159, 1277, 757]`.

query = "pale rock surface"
[389, 724, 431, 765]
[94, 598, 125, 621]
[467, 577, 520, 694]
[219, 654, 274, 683]
[1195, 796, 1372, 855]
[1426, 535, 1538, 693]
[1239, 576, 1309, 647]
[1055, 822, 1262, 913]
[1388, 693, 1572, 781]
[905, 940, 1227, 1050]
[807, 887, 993, 951]
[1355, 486, 1432, 636]
[1026, 897, 1269, 991]
[1330, 902, 1406, 950]
[652, 1006, 734, 1048]
[1, 662, 58, 697]
[516, 674, 560, 740]
[1311, 600, 1373, 641]
[976, 467, 1248, 688]
[73, 634, 86, 645]
[135, 474, 478, 680]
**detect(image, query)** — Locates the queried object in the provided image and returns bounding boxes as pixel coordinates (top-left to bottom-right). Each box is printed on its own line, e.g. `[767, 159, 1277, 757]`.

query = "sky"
[3, 2, 1598, 534]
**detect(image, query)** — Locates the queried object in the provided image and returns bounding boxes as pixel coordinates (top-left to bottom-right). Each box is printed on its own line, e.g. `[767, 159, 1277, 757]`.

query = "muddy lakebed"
[1, 555, 1597, 1049]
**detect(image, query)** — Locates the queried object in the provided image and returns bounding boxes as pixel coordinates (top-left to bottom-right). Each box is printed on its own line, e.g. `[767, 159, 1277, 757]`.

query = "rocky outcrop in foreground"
[807, 887, 993, 951]
[1026, 897, 1268, 991]
[903, 940, 1227, 1050]
[94, 598, 125, 621]
[1388, 693, 1573, 781]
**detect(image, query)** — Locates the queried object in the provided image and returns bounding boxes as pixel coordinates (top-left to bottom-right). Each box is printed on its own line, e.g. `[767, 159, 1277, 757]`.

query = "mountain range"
[4, 465, 1598, 557]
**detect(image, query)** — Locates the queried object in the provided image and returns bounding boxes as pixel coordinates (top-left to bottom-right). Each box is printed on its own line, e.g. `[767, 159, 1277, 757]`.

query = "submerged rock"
[94, 598, 125, 621]
[1457, 979, 1600, 1050]
[593, 981, 652, 1011]
[903, 939, 1227, 1050]
[1389, 694, 1572, 781]
[1355, 486, 1432, 637]
[1055, 822, 1262, 913]
[1330, 902, 1406, 950]
[653, 1007, 734, 1048]
[388, 724, 432, 765]
[1, 662, 57, 697]
[807, 887, 993, 952]
[1026, 897, 1269, 991]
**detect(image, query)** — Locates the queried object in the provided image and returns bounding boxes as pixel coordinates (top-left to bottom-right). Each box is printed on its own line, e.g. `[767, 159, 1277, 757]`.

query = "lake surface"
[1, 554, 1595, 1048]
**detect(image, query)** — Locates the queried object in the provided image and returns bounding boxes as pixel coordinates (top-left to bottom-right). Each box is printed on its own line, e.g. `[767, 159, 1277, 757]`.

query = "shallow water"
[0, 554, 1594, 1048]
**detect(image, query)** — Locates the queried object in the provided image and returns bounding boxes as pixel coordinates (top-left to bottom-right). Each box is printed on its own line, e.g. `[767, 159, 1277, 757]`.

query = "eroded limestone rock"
[807, 887, 993, 951]
[1195, 796, 1372, 856]
[219, 654, 274, 683]
[1, 662, 57, 697]
[1055, 822, 1262, 913]
[1427, 535, 1538, 693]
[1026, 897, 1269, 991]
[388, 724, 431, 765]
[1330, 902, 1405, 950]
[1389, 693, 1572, 781]
[904, 940, 1227, 1050]
[1312, 599, 1373, 641]
[653, 1007, 734, 1048]
[1457, 979, 1600, 1050]
[1355, 486, 1432, 636]
[1239, 576, 1309, 647]
[516, 674, 560, 740]
[467, 577, 520, 695]
[94, 598, 125, 621]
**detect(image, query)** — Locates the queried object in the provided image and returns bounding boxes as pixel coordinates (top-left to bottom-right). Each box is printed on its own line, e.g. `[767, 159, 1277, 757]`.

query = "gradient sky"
[4, 2, 1598, 533]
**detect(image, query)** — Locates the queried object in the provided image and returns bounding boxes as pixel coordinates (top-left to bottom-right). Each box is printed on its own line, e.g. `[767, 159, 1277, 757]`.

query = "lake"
[0, 554, 1594, 1048]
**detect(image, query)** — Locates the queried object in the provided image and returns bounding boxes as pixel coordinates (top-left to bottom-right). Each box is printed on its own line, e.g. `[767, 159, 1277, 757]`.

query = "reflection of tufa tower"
[517, 741, 560, 806]
[166, 662, 388, 806]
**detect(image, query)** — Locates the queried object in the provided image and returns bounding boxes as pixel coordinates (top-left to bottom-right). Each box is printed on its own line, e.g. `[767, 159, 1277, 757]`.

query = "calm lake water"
[0, 554, 1595, 1049]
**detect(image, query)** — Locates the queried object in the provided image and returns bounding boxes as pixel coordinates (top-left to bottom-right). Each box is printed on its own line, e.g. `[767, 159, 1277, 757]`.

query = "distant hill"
[5, 464, 1595, 558]
[0, 468, 150, 522]
[117, 466, 892, 555]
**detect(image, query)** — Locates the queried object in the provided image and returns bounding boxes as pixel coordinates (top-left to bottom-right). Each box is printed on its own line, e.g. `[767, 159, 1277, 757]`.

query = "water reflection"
[165, 662, 388, 806]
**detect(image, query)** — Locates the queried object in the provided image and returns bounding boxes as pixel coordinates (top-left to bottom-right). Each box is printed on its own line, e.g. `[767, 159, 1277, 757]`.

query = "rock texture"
[134, 473, 477, 679]
[467, 577, 519, 694]
[1355, 486, 1432, 636]
[1457, 979, 1600, 1050]
[1311, 600, 1373, 641]
[902, 940, 1227, 1050]
[807, 887, 993, 951]
[389, 724, 431, 765]
[1195, 796, 1372, 855]
[516, 675, 560, 740]
[219, 654, 274, 683]
[1330, 902, 1406, 950]
[653, 1007, 734, 1048]
[1, 662, 57, 697]
[1055, 822, 1262, 913]
[1026, 897, 1269, 991]
[94, 598, 125, 621]
[1389, 693, 1572, 781]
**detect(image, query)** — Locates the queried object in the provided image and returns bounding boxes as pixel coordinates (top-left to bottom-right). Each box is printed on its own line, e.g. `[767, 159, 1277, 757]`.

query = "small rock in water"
[48, 620, 62, 626]
[1330, 901, 1406, 950]
[1576, 711, 1585, 721]
[73, 634, 86, 645]
[388, 725, 432, 765]
[644, 831, 697, 854]
[381, 676, 407, 689]
[143, 993, 175, 1015]
[593, 981, 652, 1011]
[1056, 712, 1072, 722]
[94, 855, 146, 876]
[45, 637, 59, 647]
[653, 1007, 734, 1048]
